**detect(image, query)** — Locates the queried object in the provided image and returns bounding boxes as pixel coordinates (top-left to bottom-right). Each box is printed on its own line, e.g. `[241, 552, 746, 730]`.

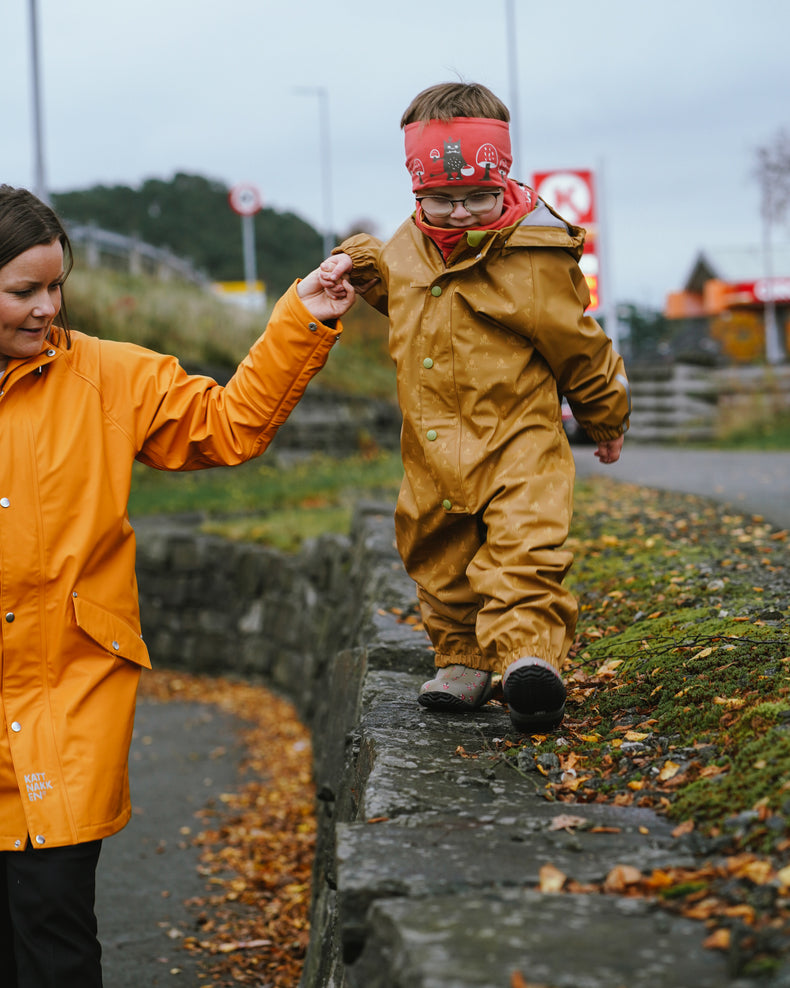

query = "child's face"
[416, 185, 505, 229]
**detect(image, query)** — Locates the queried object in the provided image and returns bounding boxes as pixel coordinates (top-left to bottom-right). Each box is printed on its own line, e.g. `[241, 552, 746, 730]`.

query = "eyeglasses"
[416, 190, 502, 218]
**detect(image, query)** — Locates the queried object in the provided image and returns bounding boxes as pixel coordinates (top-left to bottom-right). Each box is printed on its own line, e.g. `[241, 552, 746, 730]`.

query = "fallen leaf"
[548, 814, 588, 831]
[671, 819, 695, 838]
[604, 864, 642, 892]
[539, 863, 567, 893]
[703, 928, 731, 951]
[658, 760, 681, 782]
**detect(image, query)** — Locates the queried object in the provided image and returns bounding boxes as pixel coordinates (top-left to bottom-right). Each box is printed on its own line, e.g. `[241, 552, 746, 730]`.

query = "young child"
[320, 82, 629, 733]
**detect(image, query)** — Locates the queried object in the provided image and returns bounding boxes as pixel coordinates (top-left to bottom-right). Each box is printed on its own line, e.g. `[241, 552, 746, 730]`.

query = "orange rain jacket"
[338, 201, 630, 673]
[0, 283, 341, 851]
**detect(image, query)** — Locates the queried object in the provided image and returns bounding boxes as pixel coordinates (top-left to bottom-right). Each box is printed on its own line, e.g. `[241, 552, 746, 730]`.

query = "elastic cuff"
[434, 650, 489, 672]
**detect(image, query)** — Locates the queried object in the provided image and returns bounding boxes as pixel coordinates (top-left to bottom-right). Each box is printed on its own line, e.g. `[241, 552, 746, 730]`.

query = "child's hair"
[400, 82, 510, 128]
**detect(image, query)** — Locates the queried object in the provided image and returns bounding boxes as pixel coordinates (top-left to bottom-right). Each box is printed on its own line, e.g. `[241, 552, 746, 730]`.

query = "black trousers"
[0, 839, 103, 988]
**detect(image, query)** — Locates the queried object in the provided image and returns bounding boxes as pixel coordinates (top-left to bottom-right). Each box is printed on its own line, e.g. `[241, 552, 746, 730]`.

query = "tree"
[52, 173, 325, 297]
[754, 128, 790, 363]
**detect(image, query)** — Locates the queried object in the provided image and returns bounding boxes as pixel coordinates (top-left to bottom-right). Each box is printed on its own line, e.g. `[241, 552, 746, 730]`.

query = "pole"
[505, 0, 522, 178]
[761, 208, 783, 365]
[595, 160, 619, 351]
[241, 213, 258, 304]
[28, 0, 48, 203]
[317, 88, 334, 257]
[296, 86, 334, 256]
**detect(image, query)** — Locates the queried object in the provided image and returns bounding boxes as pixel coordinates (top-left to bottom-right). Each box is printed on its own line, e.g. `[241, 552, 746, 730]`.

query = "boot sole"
[418, 679, 494, 713]
[504, 662, 566, 733]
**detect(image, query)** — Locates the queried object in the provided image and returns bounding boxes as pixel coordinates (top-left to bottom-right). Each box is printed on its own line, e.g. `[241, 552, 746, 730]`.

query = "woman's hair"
[400, 82, 510, 128]
[0, 185, 73, 343]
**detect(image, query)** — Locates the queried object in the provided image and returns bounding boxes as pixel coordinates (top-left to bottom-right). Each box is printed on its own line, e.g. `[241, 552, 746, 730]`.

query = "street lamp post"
[28, 0, 49, 204]
[761, 208, 784, 365]
[504, 0, 522, 178]
[296, 86, 334, 257]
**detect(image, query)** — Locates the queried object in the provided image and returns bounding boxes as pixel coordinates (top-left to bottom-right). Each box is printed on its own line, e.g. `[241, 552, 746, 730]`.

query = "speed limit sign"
[229, 183, 262, 216]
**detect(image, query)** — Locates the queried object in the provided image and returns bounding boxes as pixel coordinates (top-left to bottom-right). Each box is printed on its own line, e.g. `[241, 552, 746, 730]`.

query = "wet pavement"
[96, 700, 245, 986]
[573, 444, 790, 530]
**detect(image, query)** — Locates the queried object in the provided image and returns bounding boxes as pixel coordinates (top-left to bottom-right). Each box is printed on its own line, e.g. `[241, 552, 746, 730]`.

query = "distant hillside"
[52, 173, 325, 298]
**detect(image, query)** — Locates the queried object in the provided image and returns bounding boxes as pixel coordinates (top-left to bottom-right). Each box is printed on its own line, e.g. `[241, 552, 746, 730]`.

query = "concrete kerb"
[300, 506, 782, 988]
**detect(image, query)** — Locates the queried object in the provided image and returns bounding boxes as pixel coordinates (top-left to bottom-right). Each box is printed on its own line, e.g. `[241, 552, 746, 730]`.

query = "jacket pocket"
[71, 593, 152, 669]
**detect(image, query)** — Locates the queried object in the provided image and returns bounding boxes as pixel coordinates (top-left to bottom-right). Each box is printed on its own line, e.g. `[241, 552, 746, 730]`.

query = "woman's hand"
[297, 268, 356, 322]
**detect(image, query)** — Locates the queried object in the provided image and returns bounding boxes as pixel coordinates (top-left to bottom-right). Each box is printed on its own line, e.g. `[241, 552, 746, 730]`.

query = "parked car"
[561, 398, 592, 444]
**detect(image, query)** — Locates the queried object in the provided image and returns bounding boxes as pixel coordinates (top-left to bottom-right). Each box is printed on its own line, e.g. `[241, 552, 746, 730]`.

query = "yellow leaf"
[732, 858, 773, 885]
[658, 760, 681, 781]
[713, 695, 746, 708]
[691, 646, 716, 660]
[703, 928, 731, 951]
[777, 864, 790, 888]
[539, 863, 567, 893]
[624, 730, 650, 741]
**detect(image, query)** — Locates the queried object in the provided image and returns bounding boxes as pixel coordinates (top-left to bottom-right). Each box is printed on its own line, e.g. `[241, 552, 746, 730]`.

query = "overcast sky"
[3, 0, 788, 309]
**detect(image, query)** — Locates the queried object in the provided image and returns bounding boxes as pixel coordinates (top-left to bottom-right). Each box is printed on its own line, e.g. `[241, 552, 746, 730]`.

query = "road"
[573, 443, 790, 531]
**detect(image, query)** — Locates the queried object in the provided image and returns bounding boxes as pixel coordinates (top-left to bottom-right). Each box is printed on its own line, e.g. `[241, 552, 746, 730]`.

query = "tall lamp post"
[504, 0, 522, 178]
[761, 203, 784, 365]
[28, 0, 49, 203]
[296, 86, 334, 257]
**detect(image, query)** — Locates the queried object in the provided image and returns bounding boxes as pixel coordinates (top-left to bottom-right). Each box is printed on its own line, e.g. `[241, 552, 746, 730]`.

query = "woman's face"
[0, 239, 64, 372]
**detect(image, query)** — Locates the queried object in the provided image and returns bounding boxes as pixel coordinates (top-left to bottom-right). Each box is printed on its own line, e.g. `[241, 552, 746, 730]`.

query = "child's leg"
[396, 496, 494, 710]
[467, 466, 576, 731]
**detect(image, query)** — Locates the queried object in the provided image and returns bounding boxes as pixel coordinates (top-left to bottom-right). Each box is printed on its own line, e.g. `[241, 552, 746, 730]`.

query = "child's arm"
[327, 236, 389, 315]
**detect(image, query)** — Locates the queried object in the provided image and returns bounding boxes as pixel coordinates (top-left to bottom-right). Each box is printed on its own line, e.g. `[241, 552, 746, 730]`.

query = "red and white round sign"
[228, 183, 262, 216]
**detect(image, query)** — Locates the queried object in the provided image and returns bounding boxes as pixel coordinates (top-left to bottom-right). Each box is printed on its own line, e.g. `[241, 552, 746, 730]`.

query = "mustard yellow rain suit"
[339, 200, 630, 676]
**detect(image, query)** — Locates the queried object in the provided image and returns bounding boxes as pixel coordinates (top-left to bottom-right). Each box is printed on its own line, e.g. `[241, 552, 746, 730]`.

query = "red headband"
[404, 117, 512, 192]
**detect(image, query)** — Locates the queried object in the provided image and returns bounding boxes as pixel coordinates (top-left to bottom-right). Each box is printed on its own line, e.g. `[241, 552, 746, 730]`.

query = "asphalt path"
[95, 699, 246, 986]
[573, 442, 790, 531]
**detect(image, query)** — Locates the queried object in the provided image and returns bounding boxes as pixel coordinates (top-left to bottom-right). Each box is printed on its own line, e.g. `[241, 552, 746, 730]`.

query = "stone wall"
[134, 505, 749, 988]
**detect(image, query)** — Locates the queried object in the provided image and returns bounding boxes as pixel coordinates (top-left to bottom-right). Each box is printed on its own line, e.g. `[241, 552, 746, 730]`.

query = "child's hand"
[297, 268, 355, 322]
[594, 435, 624, 465]
[319, 253, 353, 291]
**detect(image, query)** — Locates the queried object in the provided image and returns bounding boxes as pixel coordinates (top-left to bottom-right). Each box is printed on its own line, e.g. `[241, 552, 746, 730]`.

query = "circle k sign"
[229, 183, 263, 216]
[532, 170, 595, 226]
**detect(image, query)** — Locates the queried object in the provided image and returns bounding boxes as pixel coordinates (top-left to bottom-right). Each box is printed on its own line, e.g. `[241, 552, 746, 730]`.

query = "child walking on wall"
[321, 81, 630, 733]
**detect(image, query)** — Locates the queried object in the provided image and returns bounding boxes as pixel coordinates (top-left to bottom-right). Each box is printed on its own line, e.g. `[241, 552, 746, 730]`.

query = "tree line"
[52, 173, 325, 298]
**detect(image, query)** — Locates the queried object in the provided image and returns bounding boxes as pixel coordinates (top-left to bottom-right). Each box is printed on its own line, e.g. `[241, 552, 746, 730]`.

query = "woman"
[0, 185, 354, 987]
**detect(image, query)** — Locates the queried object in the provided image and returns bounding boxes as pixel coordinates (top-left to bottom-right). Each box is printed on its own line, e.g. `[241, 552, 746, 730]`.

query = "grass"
[129, 450, 404, 551]
[539, 476, 790, 858]
[714, 408, 790, 450]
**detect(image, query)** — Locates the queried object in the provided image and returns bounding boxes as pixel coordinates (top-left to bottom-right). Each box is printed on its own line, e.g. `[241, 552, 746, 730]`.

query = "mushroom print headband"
[403, 117, 512, 192]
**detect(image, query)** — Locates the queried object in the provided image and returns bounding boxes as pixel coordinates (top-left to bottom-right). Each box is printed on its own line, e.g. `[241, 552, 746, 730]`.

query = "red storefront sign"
[532, 169, 600, 312]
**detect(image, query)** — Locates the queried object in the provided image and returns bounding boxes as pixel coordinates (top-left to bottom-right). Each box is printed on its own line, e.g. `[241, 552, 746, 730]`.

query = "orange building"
[665, 247, 790, 363]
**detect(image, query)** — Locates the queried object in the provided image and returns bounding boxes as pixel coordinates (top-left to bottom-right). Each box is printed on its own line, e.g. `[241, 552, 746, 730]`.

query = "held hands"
[318, 253, 353, 292]
[297, 265, 355, 323]
[319, 252, 379, 295]
[594, 434, 624, 465]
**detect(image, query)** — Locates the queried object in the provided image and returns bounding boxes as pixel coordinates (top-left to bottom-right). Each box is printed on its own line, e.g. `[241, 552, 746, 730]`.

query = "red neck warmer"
[415, 179, 536, 260]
